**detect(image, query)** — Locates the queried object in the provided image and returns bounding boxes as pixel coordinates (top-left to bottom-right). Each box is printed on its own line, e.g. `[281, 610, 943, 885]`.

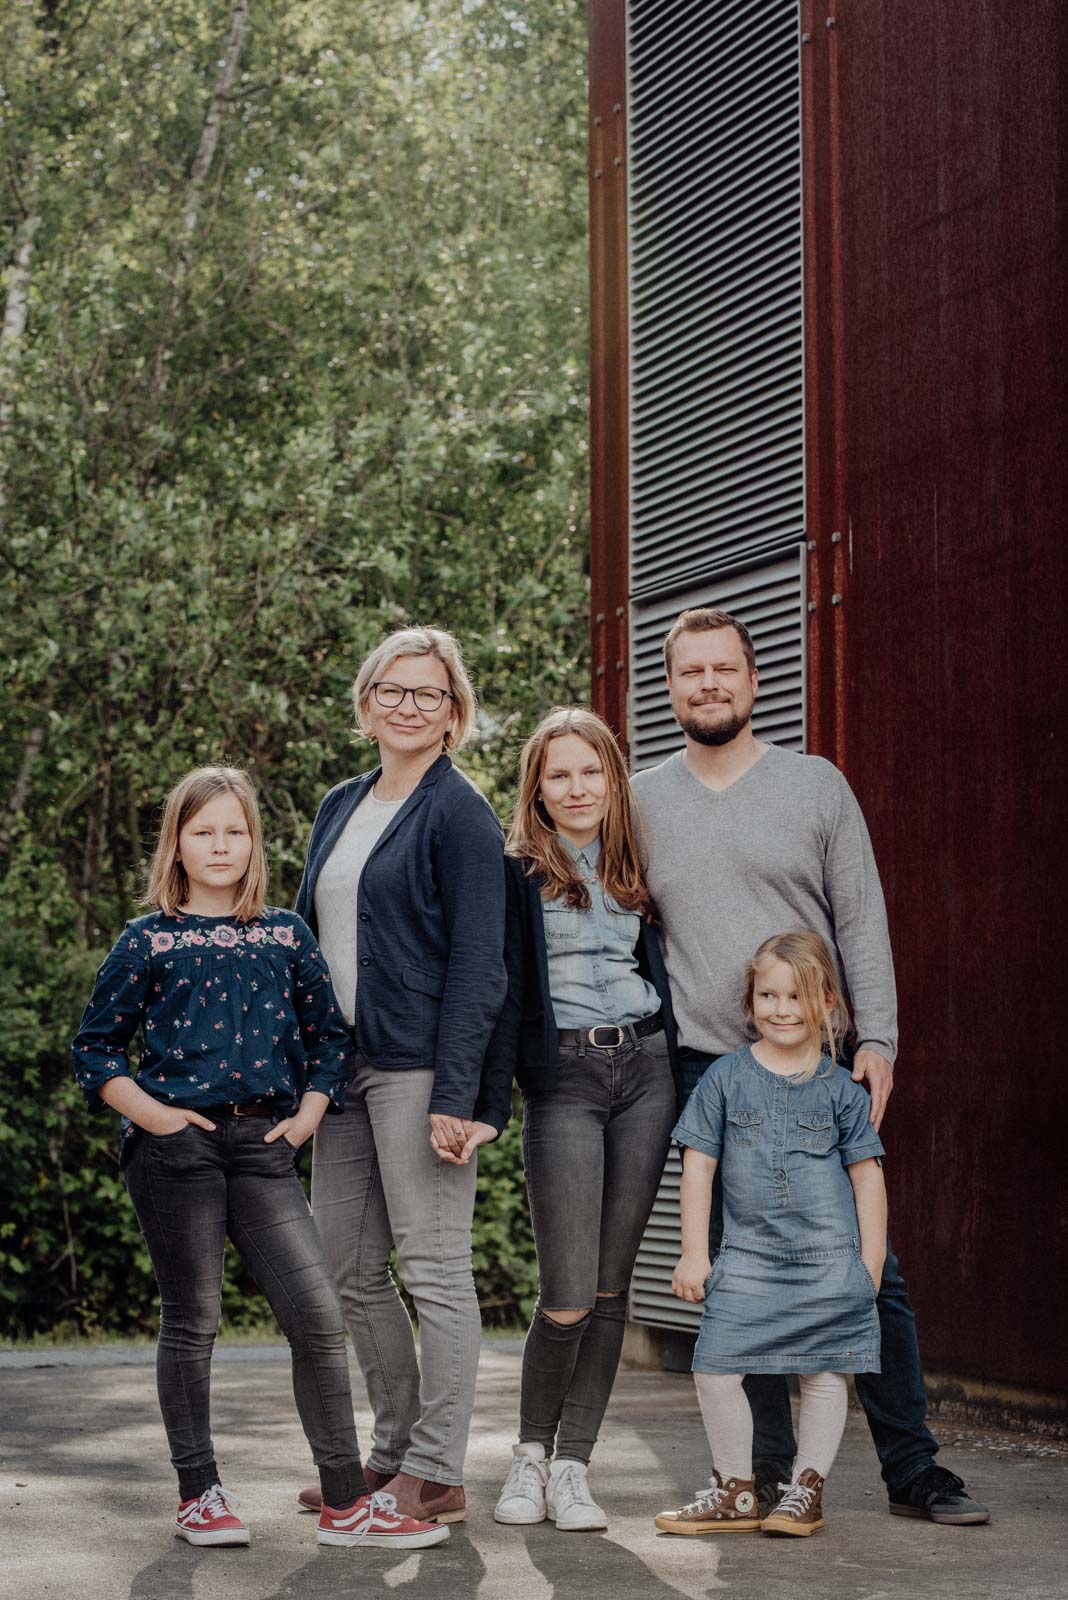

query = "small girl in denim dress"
[72, 766, 447, 1554]
[654, 930, 887, 1539]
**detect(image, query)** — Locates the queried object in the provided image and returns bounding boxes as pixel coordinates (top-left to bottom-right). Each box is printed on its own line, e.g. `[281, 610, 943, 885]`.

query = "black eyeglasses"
[371, 681, 454, 712]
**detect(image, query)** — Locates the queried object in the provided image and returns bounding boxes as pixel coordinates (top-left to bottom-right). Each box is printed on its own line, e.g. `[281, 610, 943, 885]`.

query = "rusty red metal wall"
[802, 0, 1068, 1391]
[588, 0, 629, 733]
[590, 0, 1067, 1392]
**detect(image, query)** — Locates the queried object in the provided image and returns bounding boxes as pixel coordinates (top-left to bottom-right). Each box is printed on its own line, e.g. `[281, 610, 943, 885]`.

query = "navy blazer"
[295, 753, 507, 1118]
[475, 854, 684, 1133]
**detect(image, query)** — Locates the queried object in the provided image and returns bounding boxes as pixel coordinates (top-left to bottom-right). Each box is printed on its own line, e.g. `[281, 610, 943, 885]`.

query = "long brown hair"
[743, 930, 851, 1077]
[506, 707, 654, 918]
[142, 766, 269, 922]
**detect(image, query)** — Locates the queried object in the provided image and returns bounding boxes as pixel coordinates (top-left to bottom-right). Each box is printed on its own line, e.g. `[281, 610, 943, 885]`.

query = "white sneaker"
[546, 1458, 608, 1531]
[494, 1442, 549, 1524]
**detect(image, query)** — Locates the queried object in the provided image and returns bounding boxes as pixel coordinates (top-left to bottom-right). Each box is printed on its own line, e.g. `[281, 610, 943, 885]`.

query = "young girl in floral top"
[72, 765, 447, 1553]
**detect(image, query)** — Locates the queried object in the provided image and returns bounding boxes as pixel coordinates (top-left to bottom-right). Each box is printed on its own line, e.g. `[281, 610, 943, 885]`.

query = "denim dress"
[673, 1045, 885, 1375]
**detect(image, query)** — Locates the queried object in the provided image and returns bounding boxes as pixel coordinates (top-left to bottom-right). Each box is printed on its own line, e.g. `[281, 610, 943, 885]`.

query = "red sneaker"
[317, 1490, 450, 1549]
[175, 1484, 249, 1546]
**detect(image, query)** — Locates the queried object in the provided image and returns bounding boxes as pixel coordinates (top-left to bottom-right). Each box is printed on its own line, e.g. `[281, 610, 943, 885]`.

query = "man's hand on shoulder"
[852, 1048, 894, 1130]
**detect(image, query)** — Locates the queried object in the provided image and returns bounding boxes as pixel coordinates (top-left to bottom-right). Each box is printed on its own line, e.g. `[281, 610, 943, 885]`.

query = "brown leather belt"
[557, 1011, 664, 1051]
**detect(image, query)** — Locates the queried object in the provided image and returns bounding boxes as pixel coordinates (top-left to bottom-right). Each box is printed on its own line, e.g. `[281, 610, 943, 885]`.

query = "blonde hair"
[743, 930, 851, 1078]
[352, 626, 478, 751]
[142, 766, 268, 922]
[506, 707, 654, 919]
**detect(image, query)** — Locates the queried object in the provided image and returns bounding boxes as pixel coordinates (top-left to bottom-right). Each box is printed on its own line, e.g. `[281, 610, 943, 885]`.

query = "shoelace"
[552, 1465, 595, 1511]
[774, 1479, 815, 1518]
[682, 1480, 727, 1515]
[505, 1457, 545, 1502]
[345, 1490, 400, 1546]
[910, 1466, 965, 1504]
[197, 1484, 241, 1522]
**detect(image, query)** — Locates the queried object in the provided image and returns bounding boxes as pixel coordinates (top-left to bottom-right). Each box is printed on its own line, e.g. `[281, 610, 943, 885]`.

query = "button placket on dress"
[771, 1079, 790, 1208]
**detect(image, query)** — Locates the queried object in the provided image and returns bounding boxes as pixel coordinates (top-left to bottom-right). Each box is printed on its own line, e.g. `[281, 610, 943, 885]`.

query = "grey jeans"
[311, 1058, 481, 1485]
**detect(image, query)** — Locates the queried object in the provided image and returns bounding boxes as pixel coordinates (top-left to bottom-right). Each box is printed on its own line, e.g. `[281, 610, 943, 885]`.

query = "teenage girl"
[478, 707, 683, 1531]
[654, 930, 887, 1538]
[72, 765, 446, 1552]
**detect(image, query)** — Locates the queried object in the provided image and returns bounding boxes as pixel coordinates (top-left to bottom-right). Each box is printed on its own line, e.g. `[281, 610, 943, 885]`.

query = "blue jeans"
[679, 1052, 939, 1487]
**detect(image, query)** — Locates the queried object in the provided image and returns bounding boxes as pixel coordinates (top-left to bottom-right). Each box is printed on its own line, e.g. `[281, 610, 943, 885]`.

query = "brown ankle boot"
[297, 1466, 393, 1513]
[385, 1471, 467, 1524]
[761, 1468, 825, 1536]
[655, 1471, 761, 1535]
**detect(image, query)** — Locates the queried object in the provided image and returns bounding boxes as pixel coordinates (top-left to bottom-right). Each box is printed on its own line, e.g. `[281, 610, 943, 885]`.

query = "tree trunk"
[179, 0, 251, 248]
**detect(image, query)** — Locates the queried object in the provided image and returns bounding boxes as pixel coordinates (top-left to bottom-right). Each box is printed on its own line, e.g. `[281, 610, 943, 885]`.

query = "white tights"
[694, 1371, 849, 1482]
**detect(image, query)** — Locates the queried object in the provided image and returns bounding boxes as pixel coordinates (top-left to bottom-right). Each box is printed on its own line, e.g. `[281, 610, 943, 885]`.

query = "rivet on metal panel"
[831, 593, 842, 606]
[594, 115, 602, 126]
[807, 601, 817, 613]
[615, 660, 624, 671]
[801, 32, 811, 42]
[595, 664, 606, 677]
[831, 530, 841, 544]
[826, 15, 837, 26]
[807, 540, 816, 552]
[612, 102, 621, 113]
[613, 157, 622, 168]
[615, 606, 624, 618]
[594, 169, 603, 180]
[595, 612, 605, 624]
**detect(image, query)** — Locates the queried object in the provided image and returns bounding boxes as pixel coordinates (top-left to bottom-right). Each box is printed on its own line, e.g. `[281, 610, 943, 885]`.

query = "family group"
[71, 608, 989, 1555]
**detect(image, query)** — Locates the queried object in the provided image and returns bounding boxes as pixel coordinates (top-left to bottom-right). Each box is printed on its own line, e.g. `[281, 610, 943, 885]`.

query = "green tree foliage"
[0, 0, 588, 1336]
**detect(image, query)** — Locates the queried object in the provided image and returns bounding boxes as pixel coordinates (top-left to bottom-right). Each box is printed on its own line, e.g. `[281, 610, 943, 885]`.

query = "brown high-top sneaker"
[761, 1468, 825, 1536]
[654, 1471, 761, 1535]
[297, 1467, 393, 1514]
[386, 1472, 467, 1525]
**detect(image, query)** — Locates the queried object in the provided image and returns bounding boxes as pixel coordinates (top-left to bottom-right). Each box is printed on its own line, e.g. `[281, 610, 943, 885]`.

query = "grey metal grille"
[625, 0, 805, 1333]
[627, 0, 804, 596]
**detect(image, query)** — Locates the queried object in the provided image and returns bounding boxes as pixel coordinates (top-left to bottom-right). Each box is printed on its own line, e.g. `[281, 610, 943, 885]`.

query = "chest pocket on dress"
[726, 1109, 763, 1147]
[796, 1109, 834, 1151]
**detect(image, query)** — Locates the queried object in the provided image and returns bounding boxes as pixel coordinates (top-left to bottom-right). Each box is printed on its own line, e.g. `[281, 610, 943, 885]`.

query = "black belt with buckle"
[557, 1011, 664, 1051]
[198, 1100, 274, 1120]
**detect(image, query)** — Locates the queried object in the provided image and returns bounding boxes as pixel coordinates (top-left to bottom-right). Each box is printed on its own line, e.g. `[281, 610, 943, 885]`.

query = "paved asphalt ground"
[2, 1340, 1065, 1600]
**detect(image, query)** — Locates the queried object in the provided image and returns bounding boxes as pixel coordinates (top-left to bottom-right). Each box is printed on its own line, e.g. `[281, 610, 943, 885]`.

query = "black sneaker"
[888, 1465, 990, 1525]
[754, 1474, 783, 1521]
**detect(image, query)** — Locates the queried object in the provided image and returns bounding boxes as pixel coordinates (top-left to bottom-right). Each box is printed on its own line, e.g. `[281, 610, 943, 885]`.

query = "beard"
[679, 701, 753, 747]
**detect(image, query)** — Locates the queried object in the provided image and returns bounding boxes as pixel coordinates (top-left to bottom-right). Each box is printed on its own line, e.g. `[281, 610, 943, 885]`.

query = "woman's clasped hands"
[429, 1113, 497, 1165]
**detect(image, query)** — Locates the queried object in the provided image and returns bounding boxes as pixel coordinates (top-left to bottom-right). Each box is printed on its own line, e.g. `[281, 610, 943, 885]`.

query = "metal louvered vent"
[627, 0, 804, 597]
[629, 550, 805, 771]
[625, 0, 805, 1334]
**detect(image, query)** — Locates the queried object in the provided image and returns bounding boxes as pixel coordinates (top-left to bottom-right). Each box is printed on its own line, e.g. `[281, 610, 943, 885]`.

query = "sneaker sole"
[546, 1507, 608, 1531]
[494, 1507, 548, 1524]
[762, 1517, 824, 1537]
[889, 1504, 990, 1525]
[654, 1516, 761, 1535]
[317, 1526, 450, 1548]
[175, 1526, 250, 1546]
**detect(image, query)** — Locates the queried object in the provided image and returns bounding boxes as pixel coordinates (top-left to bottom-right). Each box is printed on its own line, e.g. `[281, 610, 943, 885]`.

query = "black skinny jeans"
[518, 1031, 677, 1464]
[124, 1116, 365, 1505]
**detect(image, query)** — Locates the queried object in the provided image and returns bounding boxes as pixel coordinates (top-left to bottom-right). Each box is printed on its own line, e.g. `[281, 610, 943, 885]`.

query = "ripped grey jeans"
[311, 1058, 481, 1486]
[518, 1029, 676, 1463]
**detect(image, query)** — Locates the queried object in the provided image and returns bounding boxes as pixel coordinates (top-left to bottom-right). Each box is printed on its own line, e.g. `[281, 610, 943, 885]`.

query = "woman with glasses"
[292, 626, 507, 1527]
[478, 707, 683, 1532]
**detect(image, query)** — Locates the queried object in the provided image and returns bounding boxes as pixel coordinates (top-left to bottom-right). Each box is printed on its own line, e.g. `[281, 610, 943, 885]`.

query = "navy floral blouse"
[72, 908, 350, 1141]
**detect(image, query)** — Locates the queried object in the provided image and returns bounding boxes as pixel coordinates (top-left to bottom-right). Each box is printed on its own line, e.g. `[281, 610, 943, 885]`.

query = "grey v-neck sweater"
[631, 746, 897, 1061]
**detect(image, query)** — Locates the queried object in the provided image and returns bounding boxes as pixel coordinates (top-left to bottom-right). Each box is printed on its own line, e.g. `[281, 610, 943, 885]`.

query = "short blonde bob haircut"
[507, 706, 654, 919]
[743, 929, 851, 1078]
[352, 626, 478, 752]
[142, 766, 269, 923]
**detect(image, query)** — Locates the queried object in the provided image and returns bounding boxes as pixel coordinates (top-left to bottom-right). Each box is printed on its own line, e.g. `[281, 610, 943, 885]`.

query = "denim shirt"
[672, 1045, 885, 1253]
[542, 836, 660, 1029]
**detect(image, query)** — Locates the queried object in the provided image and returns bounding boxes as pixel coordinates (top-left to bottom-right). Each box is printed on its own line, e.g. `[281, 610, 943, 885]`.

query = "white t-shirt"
[314, 792, 405, 1025]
